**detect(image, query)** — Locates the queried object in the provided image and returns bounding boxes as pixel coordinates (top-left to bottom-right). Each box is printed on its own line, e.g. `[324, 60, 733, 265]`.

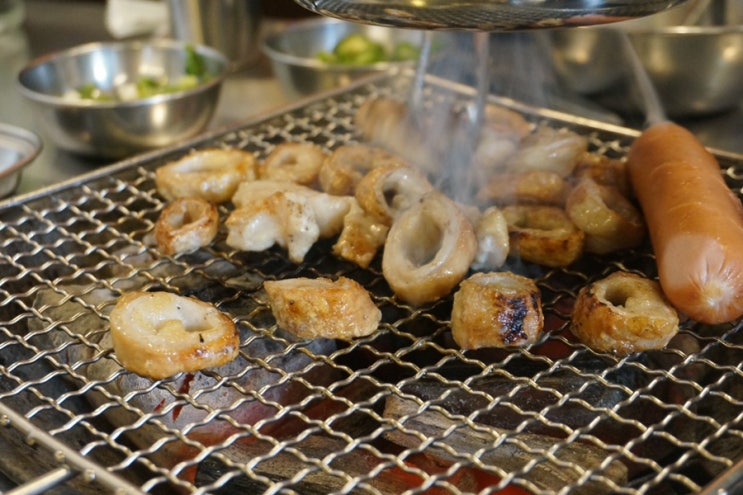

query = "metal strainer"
[292, 0, 688, 30]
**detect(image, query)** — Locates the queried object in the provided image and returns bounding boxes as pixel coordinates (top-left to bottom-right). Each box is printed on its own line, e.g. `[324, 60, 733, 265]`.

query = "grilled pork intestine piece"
[110, 291, 240, 380]
[353, 98, 430, 167]
[227, 191, 319, 263]
[471, 206, 510, 271]
[354, 162, 434, 225]
[477, 169, 570, 207]
[333, 201, 389, 269]
[155, 148, 257, 204]
[565, 177, 646, 255]
[30, 260, 339, 462]
[382, 191, 477, 306]
[231, 180, 352, 238]
[504, 124, 589, 178]
[226, 180, 354, 262]
[258, 142, 327, 187]
[570, 271, 680, 355]
[503, 204, 585, 268]
[154, 197, 219, 255]
[451, 271, 543, 350]
[318, 143, 404, 196]
[572, 151, 631, 197]
[354, 97, 531, 176]
[265, 276, 381, 340]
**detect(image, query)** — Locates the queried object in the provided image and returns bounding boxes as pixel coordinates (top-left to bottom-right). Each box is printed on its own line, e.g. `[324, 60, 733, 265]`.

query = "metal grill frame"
[1, 74, 743, 495]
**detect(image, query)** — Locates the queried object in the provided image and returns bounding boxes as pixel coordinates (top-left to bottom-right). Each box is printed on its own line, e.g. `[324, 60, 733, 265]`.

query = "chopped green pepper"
[72, 44, 212, 102]
[391, 41, 421, 62]
[184, 44, 208, 78]
[315, 33, 421, 66]
[333, 33, 387, 65]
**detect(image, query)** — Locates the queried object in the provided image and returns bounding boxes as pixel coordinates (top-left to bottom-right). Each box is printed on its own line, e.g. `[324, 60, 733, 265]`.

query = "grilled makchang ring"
[477, 170, 569, 206]
[318, 144, 403, 196]
[565, 177, 645, 254]
[110, 291, 240, 379]
[264, 276, 381, 340]
[333, 201, 389, 269]
[570, 272, 679, 355]
[259, 142, 327, 186]
[451, 272, 543, 350]
[505, 125, 588, 177]
[571, 152, 631, 197]
[155, 148, 256, 203]
[355, 162, 434, 224]
[503, 205, 584, 267]
[154, 197, 218, 255]
[382, 192, 477, 306]
[472, 206, 510, 271]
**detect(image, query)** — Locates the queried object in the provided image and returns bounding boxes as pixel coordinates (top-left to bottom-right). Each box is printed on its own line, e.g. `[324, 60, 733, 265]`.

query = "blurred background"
[4, 0, 743, 197]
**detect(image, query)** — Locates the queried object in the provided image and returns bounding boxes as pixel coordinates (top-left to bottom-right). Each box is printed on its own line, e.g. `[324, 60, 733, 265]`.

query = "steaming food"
[110, 291, 240, 379]
[505, 125, 588, 177]
[155, 148, 257, 203]
[471, 206, 510, 270]
[354, 162, 434, 224]
[461, 103, 532, 171]
[451, 272, 544, 350]
[503, 204, 584, 267]
[154, 197, 219, 255]
[333, 200, 390, 268]
[259, 142, 327, 186]
[382, 191, 477, 305]
[572, 152, 631, 197]
[227, 190, 319, 262]
[565, 177, 645, 254]
[570, 271, 679, 355]
[353, 98, 426, 167]
[318, 143, 403, 195]
[265, 276, 381, 340]
[353, 96, 533, 177]
[477, 169, 569, 206]
[226, 180, 353, 262]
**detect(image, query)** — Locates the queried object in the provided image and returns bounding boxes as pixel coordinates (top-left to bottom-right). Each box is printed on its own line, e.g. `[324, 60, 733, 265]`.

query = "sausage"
[627, 121, 743, 324]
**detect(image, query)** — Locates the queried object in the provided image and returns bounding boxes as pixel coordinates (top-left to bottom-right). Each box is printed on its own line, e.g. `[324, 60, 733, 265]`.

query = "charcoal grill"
[1, 74, 743, 494]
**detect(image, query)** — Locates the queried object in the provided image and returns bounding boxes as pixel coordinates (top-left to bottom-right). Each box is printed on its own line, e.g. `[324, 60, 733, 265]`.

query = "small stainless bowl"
[17, 39, 228, 159]
[263, 17, 439, 99]
[0, 123, 41, 198]
[546, 10, 743, 117]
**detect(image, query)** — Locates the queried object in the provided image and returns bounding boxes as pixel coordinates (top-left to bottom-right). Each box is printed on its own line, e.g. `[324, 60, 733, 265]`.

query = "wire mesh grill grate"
[1, 76, 743, 494]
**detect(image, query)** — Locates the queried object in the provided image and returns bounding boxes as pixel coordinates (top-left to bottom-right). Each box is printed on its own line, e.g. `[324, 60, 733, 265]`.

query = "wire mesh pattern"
[292, 0, 686, 30]
[1, 77, 743, 495]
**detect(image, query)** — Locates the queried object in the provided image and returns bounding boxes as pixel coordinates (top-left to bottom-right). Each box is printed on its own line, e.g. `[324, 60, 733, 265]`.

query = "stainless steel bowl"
[546, 8, 743, 117]
[16, 39, 228, 159]
[263, 17, 443, 99]
[0, 122, 41, 198]
[167, 0, 263, 71]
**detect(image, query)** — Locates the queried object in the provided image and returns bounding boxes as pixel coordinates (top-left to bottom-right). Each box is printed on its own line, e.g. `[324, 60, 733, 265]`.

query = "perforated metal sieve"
[1, 74, 743, 494]
[291, 0, 688, 30]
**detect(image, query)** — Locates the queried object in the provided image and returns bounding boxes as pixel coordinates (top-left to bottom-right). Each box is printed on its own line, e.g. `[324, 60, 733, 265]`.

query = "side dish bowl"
[546, 6, 743, 117]
[263, 17, 442, 98]
[17, 39, 228, 159]
[0, 122, 41, 198]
